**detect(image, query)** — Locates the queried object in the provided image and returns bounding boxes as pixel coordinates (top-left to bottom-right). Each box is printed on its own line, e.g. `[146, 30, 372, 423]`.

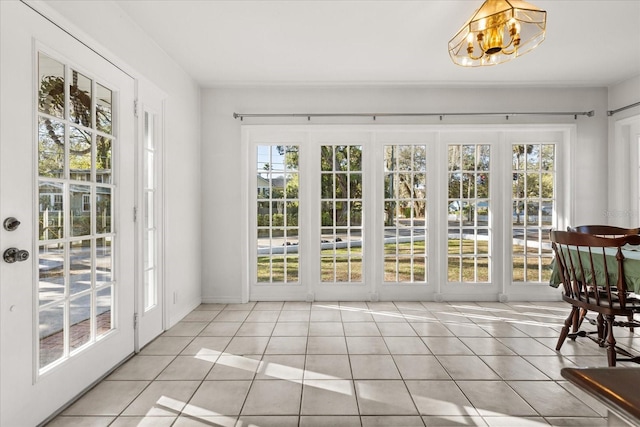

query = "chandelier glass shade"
[448, 0, 546, 67]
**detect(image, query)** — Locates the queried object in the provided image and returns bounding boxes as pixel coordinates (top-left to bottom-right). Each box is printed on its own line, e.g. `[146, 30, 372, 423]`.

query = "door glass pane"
[69, 127, 92, 178]
[96, 136, 112, 183]
[320, 145, 363, 283]
[145, 150, 154, 188]
[70, 294, 92, 351]
[96, 237, 112, 284]
[39, 303, 64, 369]
[96, 187, 111, 234]
[255, 145, 300, 284]
[512, 144, 555, 283]
[39, 182, 64, 240]
[38, 53, 65, 118]
[70, 240, 92, 296]
[145, 192, 154, 229]
[144, 269, 156, 309]
[69, 70, 92, 127]
[447, 144, 491, 283]
[70, 184, 91, 237]
[145, 230, 154, 269]
[96, 286, 113, 337]
[38, 117, 65, 178]
[39, 243, 65, 306]
[96, 83, 112, 134]
[383, 145, 428, 283]
[36, 51, 118, 371]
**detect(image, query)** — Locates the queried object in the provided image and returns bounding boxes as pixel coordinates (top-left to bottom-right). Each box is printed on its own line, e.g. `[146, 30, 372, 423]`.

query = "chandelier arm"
[467, 48, 485, 61]
[501, 42, 518, 56]
[502, 36, 515, 51]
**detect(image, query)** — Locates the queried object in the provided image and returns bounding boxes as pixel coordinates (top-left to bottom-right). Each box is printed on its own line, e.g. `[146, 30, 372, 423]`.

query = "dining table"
[561, 367, 640, 426]
[549, 244, 640, 293]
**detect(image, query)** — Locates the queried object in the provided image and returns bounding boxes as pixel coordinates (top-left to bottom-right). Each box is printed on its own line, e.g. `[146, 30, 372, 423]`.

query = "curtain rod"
[233, 111, 595, 121]
[607, 101, 640, 117]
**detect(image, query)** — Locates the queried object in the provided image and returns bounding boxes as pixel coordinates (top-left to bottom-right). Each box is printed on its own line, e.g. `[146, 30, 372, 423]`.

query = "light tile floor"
[46, 301, 640, 427]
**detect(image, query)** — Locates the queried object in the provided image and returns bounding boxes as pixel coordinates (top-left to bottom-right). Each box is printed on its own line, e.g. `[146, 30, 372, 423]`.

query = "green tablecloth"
[549, 246, 640, 293]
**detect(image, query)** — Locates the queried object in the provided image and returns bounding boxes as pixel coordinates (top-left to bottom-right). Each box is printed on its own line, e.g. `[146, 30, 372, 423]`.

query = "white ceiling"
[115, 0, 640, 88]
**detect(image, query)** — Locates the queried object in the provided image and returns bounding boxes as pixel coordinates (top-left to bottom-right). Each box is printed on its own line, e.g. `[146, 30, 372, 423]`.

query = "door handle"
[3, 248, 29, 263]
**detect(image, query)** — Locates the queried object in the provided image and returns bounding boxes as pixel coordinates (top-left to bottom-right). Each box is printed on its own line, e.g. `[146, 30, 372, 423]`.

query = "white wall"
[201, 85, 609, 303]
[31, 0, 203, 325]
[607, 75, 640, 227]
[609, 75, 640, 115]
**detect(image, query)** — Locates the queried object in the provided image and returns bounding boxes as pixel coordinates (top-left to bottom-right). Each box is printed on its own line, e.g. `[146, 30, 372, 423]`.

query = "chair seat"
[562, 294, 635, 316]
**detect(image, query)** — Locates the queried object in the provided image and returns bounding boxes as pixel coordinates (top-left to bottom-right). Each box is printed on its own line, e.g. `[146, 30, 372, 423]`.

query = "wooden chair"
[568, 225, 640, 237]
[567, 225, 640, 332]
[551, 230, 640, 366]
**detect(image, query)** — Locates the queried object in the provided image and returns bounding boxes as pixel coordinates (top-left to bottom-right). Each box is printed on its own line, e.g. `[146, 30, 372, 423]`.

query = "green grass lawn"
[257, 239, 552, 283]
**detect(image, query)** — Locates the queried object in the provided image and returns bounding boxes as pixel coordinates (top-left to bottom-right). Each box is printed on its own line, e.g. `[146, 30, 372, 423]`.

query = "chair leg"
[597, 313, 605, 345]
[605, 314, 617, 367]
[576, 308, 587, 331]
[557, 306, 578, 351]
[628, 314, 634, 333]
[572, 309, 579, 333]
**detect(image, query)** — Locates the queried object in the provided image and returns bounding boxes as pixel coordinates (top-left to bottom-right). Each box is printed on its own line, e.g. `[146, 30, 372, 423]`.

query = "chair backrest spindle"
[550, 231, 640, 312]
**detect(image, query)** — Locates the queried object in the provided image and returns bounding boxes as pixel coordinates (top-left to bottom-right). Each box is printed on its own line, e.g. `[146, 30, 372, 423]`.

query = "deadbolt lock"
[3, 217, 20, 231]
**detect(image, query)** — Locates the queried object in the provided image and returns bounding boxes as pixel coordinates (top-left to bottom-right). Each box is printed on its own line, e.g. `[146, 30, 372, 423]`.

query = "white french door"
[246, 128, 429, 302]
[244, 125, 569, 303]
[0, 3, 135, 425]
[136, 81, 166, 350]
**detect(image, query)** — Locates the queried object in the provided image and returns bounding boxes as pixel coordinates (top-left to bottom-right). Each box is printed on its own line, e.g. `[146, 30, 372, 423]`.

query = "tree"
[320, 145, 362, 226]
[39, 71, 113, 177]
[448, 145, 490, 223]
[512, 144, 534, 224]
[384, 145, 426, 225]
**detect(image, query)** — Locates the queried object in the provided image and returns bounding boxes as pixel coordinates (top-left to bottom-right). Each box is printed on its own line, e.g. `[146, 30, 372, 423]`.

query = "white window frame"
[501, 128, 574, 301]
[243, 124, 574, 302]
[612, 114, 640, 227]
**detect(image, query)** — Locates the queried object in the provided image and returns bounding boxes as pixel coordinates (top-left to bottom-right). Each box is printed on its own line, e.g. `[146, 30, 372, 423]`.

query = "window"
[82, 194, 91, 212]
[143, 111, 158, 310]
[511, 143, 556, 282]
[256, 145, 299, 283]
[246, 126, 568, 301]
[383, 144, 427, 283]
[447, 144, 491, 283]
[320, 145, 363, 283]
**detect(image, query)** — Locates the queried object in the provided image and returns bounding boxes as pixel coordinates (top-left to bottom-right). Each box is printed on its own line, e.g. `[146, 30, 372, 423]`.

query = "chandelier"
[448, 0, 546, 67]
